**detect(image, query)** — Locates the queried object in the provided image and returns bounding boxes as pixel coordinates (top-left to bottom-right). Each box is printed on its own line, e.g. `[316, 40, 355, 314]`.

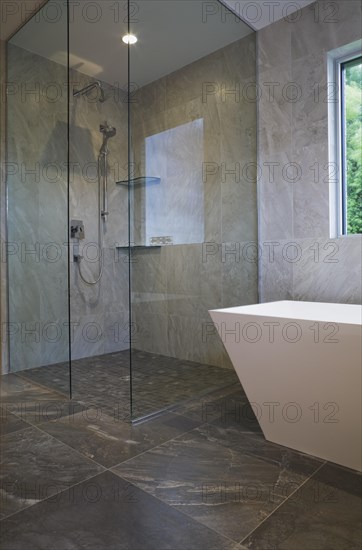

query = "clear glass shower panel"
[67, 0, 131, 419]
[129, 0, 258, 420]
[6, 0, 71, 396]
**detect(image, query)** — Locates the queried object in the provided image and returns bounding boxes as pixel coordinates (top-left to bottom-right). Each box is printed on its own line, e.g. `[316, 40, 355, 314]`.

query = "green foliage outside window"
[344, 59, 362, 234]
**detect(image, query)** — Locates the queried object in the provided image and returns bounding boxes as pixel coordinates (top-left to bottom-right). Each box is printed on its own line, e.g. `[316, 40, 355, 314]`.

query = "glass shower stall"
[5, 0, 258, 421]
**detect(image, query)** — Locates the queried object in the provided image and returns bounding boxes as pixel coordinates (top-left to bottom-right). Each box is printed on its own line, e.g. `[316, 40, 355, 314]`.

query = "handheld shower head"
[99, 123, 117, 154]
[100, 124, 116, 139]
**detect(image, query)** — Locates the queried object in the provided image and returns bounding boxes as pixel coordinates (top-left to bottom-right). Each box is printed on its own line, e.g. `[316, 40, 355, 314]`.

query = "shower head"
[99, 123, 116, 154]
[100, 123, 116, 139]
[73, 81, 105, 102]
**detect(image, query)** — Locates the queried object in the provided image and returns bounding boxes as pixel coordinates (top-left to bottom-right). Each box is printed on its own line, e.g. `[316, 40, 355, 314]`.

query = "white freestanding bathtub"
[209, 301, 362, 471]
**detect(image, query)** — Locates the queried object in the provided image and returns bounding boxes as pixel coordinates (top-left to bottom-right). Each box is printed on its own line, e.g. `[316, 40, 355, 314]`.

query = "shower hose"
[76, 154, 104, 285]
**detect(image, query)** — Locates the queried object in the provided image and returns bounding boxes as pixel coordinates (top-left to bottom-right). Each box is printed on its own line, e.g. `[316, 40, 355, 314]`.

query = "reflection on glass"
[6, 0, 70, 397]
[130, 1, 258, 420]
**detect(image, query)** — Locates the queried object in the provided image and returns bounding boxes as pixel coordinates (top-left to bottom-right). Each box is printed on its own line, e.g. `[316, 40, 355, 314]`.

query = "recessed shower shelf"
[116, 177, 161, 186]
[116, 245, 161, 250]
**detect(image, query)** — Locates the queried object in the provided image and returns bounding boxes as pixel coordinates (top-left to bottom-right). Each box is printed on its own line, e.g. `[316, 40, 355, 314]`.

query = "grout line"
[5, 401, 205, 472]
[239, 460, 327, 545]
[0, 470, 107, 523]
[0, 424, 34, 439]
[112, 471, 242, 547]
[108, 421, 204, 471]
[0, 421, 108, 523]
[14, 417, 108, 471]
[1, 412, 238, 547]
[2, 404, 354, 549]
[2, 401, 92, 429]
[13, 372, 70, 400]
[2, 380, 339, 545]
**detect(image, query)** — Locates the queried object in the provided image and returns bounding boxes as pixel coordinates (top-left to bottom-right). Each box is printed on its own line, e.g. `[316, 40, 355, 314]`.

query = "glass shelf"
[116, 245, 161, 250]
[116, 177, 161, 186]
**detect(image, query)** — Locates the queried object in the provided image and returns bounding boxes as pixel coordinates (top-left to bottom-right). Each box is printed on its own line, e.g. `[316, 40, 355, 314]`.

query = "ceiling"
[10, 0, 253, 87]
[222, 0, 315, 31]
[0, 0, 317, 41]
[0, 0, 47, 40]
[7, 0, 316, 87]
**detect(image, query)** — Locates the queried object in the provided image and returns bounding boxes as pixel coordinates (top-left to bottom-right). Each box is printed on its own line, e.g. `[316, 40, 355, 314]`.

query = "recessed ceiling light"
[122, 34, 137, 45]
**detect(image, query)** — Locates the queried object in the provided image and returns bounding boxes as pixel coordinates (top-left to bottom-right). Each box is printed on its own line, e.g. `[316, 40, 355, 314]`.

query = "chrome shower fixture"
[74, 120, 116, 286]
[99, 123, 117, 154]
[99, 122, 117, 218]
[73, 81, 105, 102]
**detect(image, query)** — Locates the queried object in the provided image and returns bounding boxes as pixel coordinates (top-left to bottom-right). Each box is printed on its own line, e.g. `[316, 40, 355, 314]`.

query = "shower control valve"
[73, 253, 83, 263]
[70, 219, 85, 240]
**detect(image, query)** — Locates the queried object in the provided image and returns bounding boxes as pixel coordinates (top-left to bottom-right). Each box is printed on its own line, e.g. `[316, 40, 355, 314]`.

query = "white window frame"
[327, 40, 362, 237]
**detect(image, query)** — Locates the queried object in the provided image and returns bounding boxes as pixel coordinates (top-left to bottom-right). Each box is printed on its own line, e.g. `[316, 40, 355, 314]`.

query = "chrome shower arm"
[73, 81, 105, 102]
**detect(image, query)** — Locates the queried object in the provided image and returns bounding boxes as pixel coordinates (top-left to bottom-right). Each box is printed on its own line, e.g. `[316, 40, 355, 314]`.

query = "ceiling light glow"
[122, 34, 137, 45]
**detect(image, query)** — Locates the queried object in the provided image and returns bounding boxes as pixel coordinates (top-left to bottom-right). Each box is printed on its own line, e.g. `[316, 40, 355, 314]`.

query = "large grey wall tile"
[258, 0, 361, 304]
[258, 18, 291, 73]
[259, 241, 294, 302]
[293, 236, 362, 303]
[291, 0, 362, 60]
[293, 142, 330, 239]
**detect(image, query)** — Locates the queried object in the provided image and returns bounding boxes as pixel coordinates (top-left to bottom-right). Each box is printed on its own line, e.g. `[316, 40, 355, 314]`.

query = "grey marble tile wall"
[7, 44, 69, 372]
[7, 33, 258, 372]
[69, 69, 129, 360]
[258, 0, 362, 303]
[6, 45, 130, 371]
[0, 39, 8, 374]
[130, 35, 258, 368]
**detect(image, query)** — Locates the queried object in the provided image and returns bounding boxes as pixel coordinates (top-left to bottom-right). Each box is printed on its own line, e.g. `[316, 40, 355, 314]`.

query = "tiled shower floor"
[12, 350, 240, 419]
[0, 369, 361, 549]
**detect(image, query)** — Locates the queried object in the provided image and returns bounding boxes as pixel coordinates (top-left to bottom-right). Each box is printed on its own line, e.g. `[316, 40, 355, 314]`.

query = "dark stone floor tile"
[242, 463, 362, 549]
[76, 396, 132, 421]
[0, 426, 104, 519]
[316, 463, 362, 497]
[0, 471, 240, 550]
[200, 423, 324, 475]
[113, 422, 322, 542]
[1, 375, 65, 404]
[4, 400, 89, 426]
[0, 406, 31, 436]
[19, 353, 130, 396]
[16, 362, 71, 394]
[1, 375, 93, 426]
[174, 388, 261, 434]
[18, 349, 238, 421]
[39, 410, 200, 468]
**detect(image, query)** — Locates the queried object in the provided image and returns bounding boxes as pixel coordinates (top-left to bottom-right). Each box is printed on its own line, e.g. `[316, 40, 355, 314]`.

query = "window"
[340, 57, 362, 234]
[328, 42, 362, 236]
